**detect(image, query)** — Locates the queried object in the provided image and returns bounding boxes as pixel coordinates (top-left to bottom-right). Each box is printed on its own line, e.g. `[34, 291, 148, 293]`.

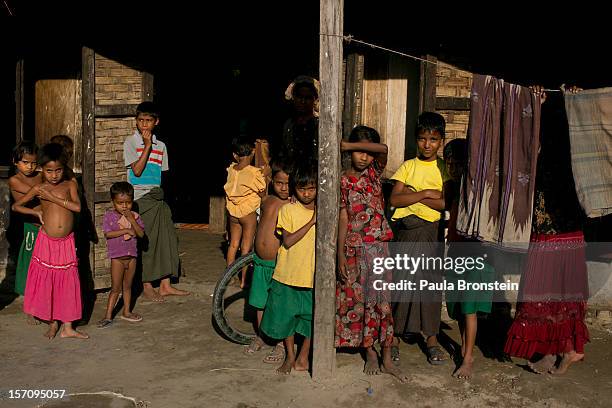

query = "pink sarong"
[23, 230, 82, 322]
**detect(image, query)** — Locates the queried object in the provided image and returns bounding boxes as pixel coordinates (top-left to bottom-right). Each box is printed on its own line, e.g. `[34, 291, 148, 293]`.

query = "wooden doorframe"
[419, 54, 437, 114]
[15, 59, 24, 144]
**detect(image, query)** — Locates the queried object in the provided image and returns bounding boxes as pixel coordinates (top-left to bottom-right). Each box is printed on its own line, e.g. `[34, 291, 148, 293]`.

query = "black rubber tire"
[212, 252, 257, 345]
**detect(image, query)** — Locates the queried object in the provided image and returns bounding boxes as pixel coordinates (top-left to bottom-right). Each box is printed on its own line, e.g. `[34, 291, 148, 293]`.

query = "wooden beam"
[142, 72, 154, 102]
[82, 46, 96, 279]
[94, 191, 110, 203]
[342, 53, 364, 139]
[15, 59, 24, 143]
[95, 104, 139, 118]
[314, 0, 343, 381]
[419, 55, 437, 113]
[436, 96, 470, 111]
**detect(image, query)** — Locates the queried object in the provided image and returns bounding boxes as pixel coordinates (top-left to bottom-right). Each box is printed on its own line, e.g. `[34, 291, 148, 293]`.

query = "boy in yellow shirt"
[261, 166, 317, 375]
[389, 112, 449, 365]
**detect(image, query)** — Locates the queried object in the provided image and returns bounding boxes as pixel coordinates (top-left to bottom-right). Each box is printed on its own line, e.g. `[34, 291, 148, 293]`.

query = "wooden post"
[142, 71, 154, 102]
[419, 55, 437, 113]
[313, 0, 343, 381]
[15, 59, 24, 143]
[82, 46, 96, 275]
[341, 52, 363, 170]
[342, 53, 364, 139]
[208, 196, 227, 234]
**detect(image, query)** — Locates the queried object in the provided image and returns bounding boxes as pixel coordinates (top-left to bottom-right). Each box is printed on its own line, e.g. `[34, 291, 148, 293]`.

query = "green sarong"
[136, 187, 179, 282]
[445, 261, 495, 319]
[15, 222, 39, 296]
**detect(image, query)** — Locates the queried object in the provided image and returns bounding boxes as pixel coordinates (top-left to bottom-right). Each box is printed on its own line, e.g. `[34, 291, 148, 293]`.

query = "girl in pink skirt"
[12, 143, 88, 339]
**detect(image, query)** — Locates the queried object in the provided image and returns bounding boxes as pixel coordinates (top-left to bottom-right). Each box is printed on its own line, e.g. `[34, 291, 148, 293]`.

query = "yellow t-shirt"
[224, 164, 266, 218]
[272, 202, 316, 288]
[391, 157, 448, 222]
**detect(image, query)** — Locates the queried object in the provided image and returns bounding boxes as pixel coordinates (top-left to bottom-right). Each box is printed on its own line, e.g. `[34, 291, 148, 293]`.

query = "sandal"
[427, 345, 447, 365]
[243, 337, 264, 355]
[97, 319, 114, 329]
[119, 313, 143, 323]
[390, 345, 400, 366]
[263, 343, 286, 364]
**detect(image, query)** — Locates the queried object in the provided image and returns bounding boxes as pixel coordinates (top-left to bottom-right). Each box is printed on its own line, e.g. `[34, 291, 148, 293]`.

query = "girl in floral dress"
[335, 126, 407, 383]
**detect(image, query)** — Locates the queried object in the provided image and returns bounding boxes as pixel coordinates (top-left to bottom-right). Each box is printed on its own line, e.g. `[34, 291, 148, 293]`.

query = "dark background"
[1, 2, 609, 223]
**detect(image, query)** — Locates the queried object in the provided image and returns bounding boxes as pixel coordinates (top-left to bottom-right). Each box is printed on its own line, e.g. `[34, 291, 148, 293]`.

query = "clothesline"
[321, 33, 563, 92]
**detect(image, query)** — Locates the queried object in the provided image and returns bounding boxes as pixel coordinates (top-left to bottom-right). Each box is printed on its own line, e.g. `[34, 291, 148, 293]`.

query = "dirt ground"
[1, 230, 612, 408]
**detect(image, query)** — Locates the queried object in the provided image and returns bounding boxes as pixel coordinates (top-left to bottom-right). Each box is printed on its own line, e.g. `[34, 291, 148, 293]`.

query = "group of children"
[9, 101, 189, 339]
[224, 81, 501, 381]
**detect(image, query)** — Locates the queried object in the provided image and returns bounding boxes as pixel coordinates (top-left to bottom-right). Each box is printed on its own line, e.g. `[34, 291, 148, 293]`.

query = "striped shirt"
[123, 131, 169, 200]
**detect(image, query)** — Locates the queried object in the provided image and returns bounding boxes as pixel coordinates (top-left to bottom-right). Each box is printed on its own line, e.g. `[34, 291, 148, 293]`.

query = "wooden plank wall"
[362, 53, 409, 178]
[34, 80, 83, 170]
[92, 53, 149, 285]
[435, 61, 473, 150]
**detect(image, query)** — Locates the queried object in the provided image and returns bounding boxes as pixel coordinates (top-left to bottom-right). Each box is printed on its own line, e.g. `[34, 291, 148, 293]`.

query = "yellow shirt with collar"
[391, 157, 449, 222]
[272, 202, 316, 288]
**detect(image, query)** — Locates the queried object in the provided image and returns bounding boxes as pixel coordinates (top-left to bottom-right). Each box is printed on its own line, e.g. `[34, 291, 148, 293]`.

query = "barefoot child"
[335, 126, 408, 383]
[246, 160, 291, 362]
[261, 166, 317, 374]
[12, 143, 88, 339]
[389, 112, 448, 365]
[8, 141, 42, 325]
[123, 102, 190, 301]
[98, 182, 145, 328]
[224, 137, 266, 288]
[443, 139, 495, 380]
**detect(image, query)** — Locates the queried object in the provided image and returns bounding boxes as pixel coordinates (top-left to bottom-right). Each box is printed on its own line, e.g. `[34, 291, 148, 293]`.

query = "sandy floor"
[1, 230, 611, 408]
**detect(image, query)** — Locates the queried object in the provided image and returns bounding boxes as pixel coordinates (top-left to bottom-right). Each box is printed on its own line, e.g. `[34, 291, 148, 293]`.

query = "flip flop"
[97, 319, 114, 329]
[263, 343, 286, 363]
[244, 337, 265, 355]
[119, 314, 143, 323]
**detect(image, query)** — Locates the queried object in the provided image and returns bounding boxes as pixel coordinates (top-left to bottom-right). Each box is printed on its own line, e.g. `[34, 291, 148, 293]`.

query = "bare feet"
[158, 286, 191, 297]
[381, 360, 409, 383]
[528, 354, 556, 374]
[364, 348, 380, 375]
[60, 327, 89, 339]
[550, 352, 584, 375]
[240, 270, 247, 289]
[143, 286, 165, 302]
[44, 321, 59, 339]
[27, 314, 41, 325]
[453, 357, 474, 380]
[293, 358, 309, 372]
[277, 357, 294, 375]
